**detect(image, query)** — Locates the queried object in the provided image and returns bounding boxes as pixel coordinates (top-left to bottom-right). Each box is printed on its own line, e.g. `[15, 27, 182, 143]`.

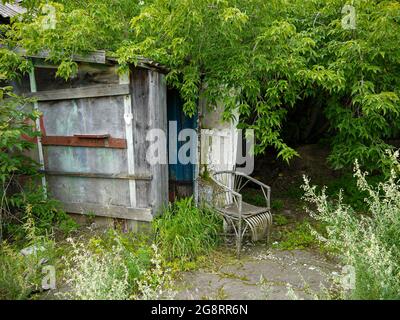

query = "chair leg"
[237, 218, 242, 259]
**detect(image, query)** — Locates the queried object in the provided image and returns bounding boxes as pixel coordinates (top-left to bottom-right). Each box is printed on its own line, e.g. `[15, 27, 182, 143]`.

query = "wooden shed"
[15, 50, 169, 229]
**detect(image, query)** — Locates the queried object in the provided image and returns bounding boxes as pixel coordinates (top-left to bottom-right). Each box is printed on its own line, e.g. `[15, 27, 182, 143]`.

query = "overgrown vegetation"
[1, 0, 400, 301]
[0, 209, 58, 300]
[0, 198, 222, 300]
[272, 216, 324, 251]
[61, 198, 223, 300]
[57, 233, 174, 300]
[1, 0, 400, 171]
[0, 87, 77, 242]
[153, 197, 223, 267]
[303, 152, 400, 299]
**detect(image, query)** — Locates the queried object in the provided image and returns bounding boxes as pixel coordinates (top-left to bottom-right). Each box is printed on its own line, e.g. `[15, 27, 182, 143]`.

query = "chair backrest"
[211, 171, 236, 208]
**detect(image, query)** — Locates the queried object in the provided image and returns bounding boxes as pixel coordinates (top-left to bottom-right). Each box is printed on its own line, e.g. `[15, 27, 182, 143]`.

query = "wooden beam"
[26, 84, 130, 101]
[13, 47, 107, 64]
[29, 69, 48, 197]
[42, 136, 127, 149]
[62, 202, 153, 222]
[42, 170, 152, 181]
[119, 72, 137, 208]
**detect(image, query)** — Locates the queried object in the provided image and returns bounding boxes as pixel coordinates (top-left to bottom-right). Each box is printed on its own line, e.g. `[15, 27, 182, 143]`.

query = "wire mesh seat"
[210, 170, 272, 258]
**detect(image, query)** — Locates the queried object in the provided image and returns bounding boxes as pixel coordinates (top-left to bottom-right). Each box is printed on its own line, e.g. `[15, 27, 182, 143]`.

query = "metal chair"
[210, 170, 272, 258]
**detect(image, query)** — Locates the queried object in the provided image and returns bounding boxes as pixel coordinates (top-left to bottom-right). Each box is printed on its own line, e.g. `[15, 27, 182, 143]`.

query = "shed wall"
[22, 62, 168, 224]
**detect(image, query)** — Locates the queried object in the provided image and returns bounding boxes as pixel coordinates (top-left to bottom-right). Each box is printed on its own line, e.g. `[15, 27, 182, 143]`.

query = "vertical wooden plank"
[148, 71, 168, 215]
[29, 68, 47, 197]
[148, 72, 158, 211]
[158, 73, 169, 211]
[119, 71, 137, 208]
[131, 68, 151, 209]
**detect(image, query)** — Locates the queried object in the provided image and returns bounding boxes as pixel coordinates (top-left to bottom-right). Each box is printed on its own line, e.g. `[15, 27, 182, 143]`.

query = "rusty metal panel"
[42, 136, 127, 149]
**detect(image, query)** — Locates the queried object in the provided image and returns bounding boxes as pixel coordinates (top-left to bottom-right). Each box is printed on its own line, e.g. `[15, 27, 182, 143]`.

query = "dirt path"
[174, 245, 339, 300]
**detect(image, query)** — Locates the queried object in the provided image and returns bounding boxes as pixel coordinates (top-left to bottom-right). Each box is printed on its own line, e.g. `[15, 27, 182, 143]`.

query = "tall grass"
[153, 197, 222, 262]
[1, 198, 222, 300]
[59, 231, 173, 300]
[302, 154, 400, 300]
[0, 208, 57, 300]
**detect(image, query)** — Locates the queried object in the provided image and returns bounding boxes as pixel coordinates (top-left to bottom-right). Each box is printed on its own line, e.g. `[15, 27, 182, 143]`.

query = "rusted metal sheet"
[41, 135, 127, 149]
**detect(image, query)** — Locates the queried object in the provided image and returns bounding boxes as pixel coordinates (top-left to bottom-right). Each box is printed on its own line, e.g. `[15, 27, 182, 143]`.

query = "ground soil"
[174, 245, 339, 300]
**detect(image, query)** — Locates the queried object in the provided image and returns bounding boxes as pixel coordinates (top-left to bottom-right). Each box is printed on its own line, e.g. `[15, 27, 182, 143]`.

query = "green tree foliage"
[1, 0, 400, 169]
[0, 87, 39, 184]
[0, 86, 77, 241]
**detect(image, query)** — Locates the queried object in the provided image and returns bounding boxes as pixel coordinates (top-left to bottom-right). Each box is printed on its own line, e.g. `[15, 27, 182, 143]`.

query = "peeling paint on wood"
[19, 61, 169, 224]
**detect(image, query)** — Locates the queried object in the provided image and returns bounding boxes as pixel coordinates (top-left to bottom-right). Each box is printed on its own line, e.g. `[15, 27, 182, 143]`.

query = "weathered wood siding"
[130, 68, 168, 216]
[21, 62, 168, 223]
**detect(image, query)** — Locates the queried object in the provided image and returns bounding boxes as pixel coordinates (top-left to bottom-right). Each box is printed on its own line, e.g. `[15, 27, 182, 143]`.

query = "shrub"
[302, 153, 400, 299]
[58, 237, 131, 300]
[88, 230, 153, 292]
[59, 230, 173, 300]
[153, 197, 222, 263]
[132, 244, 174, 300]
[0, 209, 57, 300]
[0, 87, 77, 241]
[0, 242, 41, 300]
[324, 172, 383, 212]
[5, 187, 78, 240]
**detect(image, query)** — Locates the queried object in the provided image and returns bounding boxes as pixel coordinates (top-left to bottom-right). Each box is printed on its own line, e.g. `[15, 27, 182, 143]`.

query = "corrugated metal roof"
[0, 1, 25, 18]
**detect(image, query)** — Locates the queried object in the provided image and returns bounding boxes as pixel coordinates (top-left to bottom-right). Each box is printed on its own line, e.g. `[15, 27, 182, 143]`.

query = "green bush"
[153, 197, 223, 263]
[60, 230, 173, 300]
[58, 237, 131, 300]
[88, 230, 153, 291]
[5, 187, 78, 240]
[324, 172, 383, 212]
[0, 87, 77, 241]
[0, 243, 41, 300]
[302, 154, 400, 299]
[0, 211, 57, 300]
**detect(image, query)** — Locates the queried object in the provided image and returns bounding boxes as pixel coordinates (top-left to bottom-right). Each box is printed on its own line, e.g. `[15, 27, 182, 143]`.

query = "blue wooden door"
[167, 89, 196, 199]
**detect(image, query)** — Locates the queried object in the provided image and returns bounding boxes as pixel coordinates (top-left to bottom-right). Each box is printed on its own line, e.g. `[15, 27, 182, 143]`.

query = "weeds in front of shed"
[57, 229, 175, 300]
[153, 197, 223, 269]
[0, 207, 58, 300]
[4, 186, 78, 242]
